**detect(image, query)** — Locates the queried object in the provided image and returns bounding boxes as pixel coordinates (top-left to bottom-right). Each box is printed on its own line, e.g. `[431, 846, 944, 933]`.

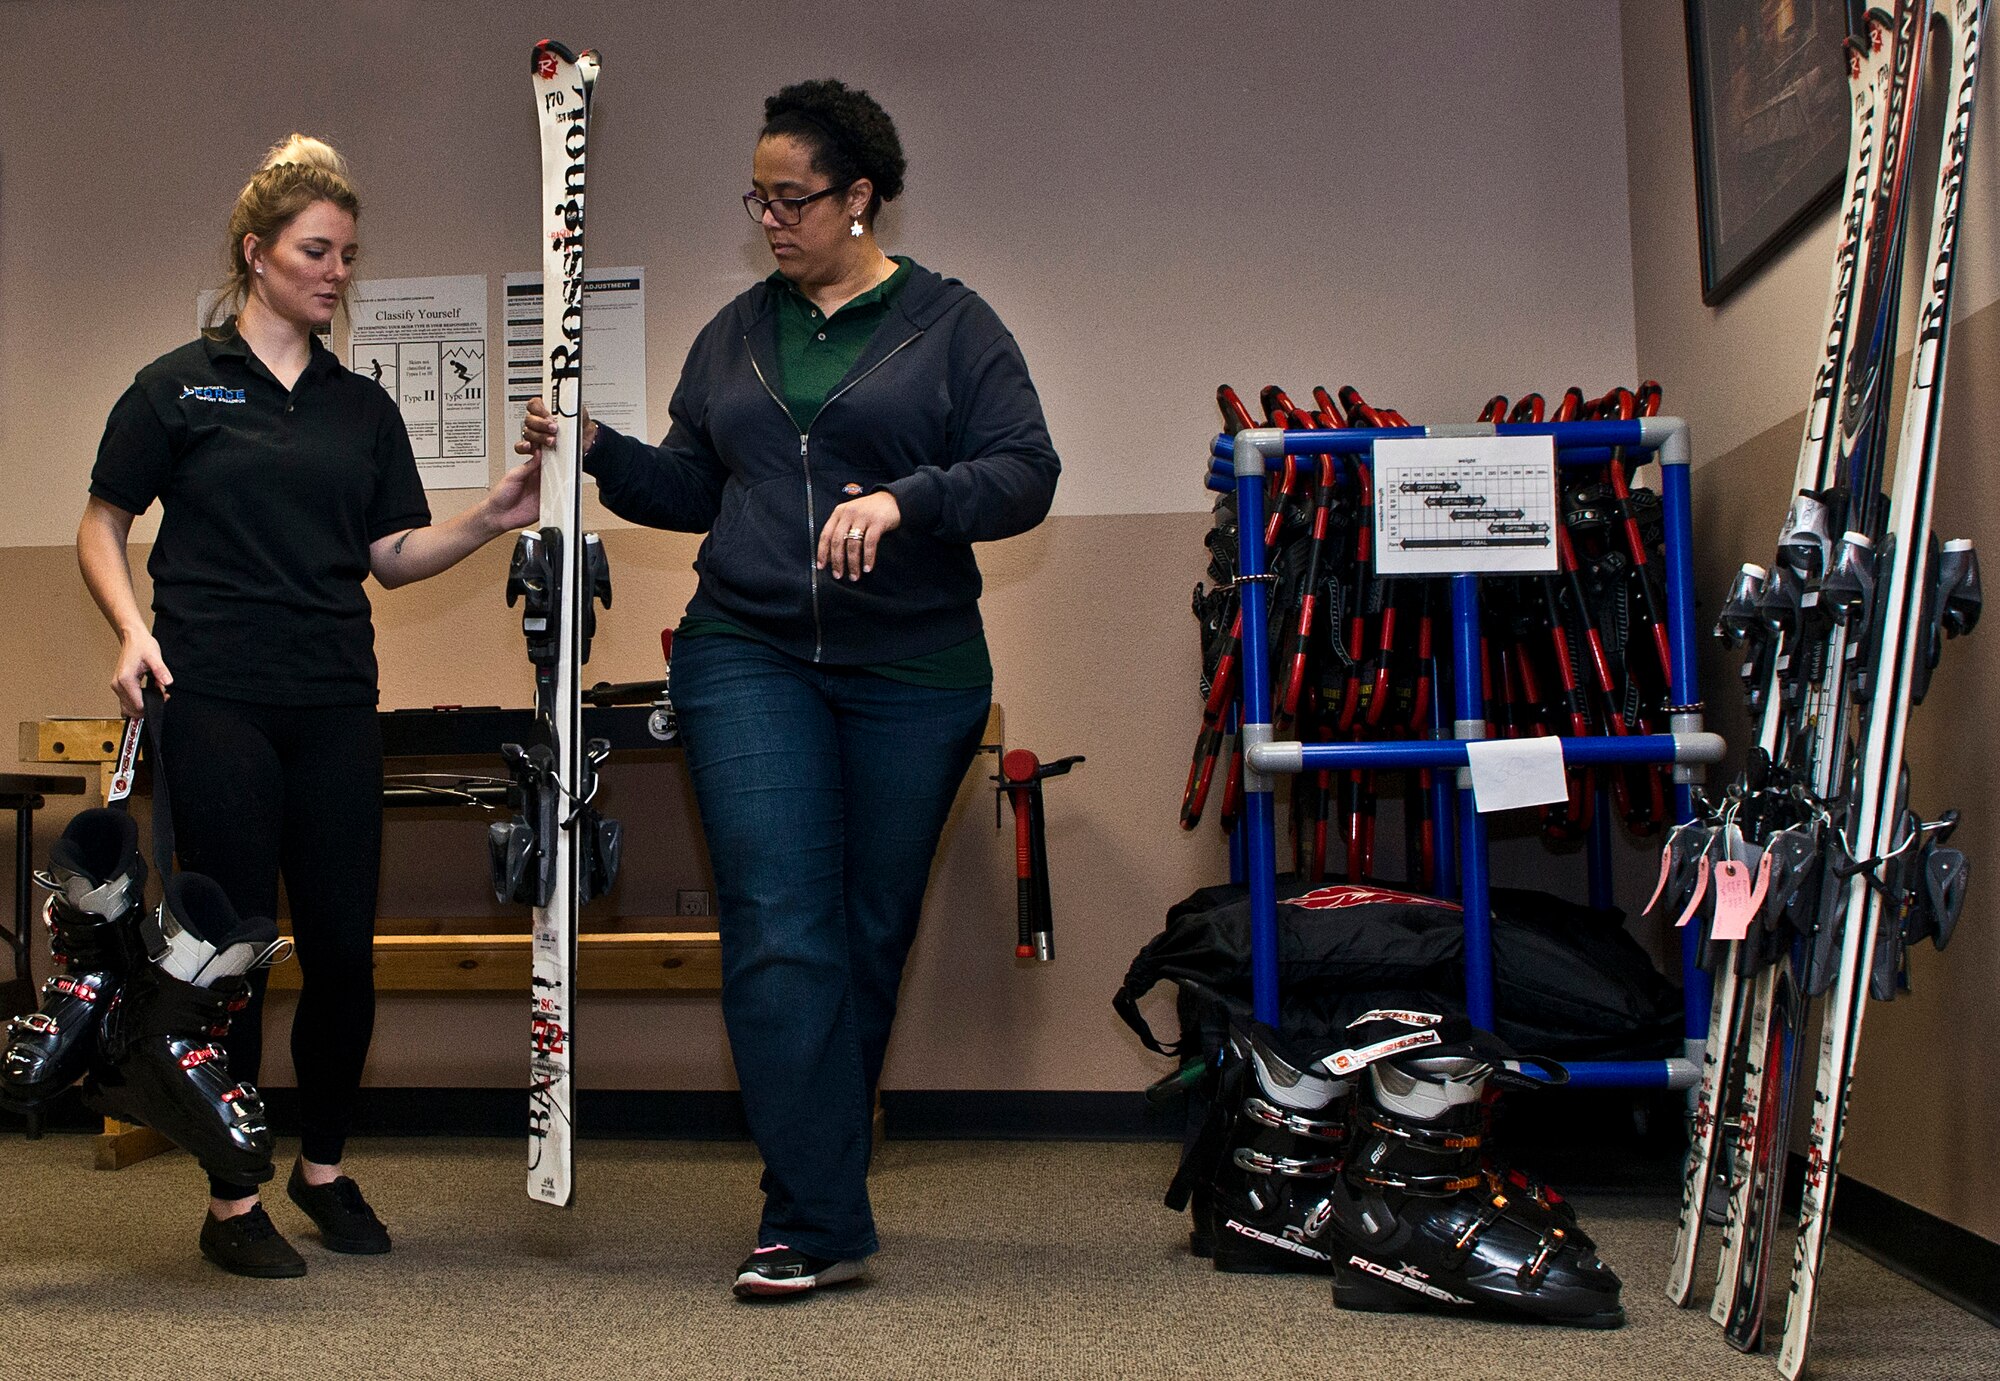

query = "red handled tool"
[997, 750, 1083, 960]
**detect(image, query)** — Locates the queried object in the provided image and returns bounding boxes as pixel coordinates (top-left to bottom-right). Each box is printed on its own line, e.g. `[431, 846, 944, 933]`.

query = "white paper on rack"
[1463, 736, 1569, 813]
[1372, 435, 1559, 576]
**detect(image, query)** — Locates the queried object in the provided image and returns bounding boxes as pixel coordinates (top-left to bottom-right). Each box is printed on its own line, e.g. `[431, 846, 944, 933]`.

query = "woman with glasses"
[519, 79, 1059, 1297]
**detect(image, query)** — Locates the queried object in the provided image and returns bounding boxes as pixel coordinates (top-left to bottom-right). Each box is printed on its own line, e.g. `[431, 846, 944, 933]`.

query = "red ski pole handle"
[1263, 452, 1301, 548]
[1553, 530, 1646, 822]
[1554, 528, 1626, 718]
[1181, 721, 1224, 829]
[1592, 386, 1676, 682]
[1311, 386, 1348, 428]
[1409, 596, 1435, 731]
[1200, 606, 1243, 724]
[1546, 626, 1593, 735]
[1259, 385, 1301, 425]
[1363, 590, 1399, 729]
[1338, 612, 1366, 733]
[1337, 385, 1385, 428]
[1338, 455, 1376, 731]
[1217, 384, 1257, 434]
[1277, 458, 1336, 723]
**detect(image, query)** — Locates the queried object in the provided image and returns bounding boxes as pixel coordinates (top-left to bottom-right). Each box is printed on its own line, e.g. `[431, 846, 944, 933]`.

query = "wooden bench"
[261, 925, 723, 991]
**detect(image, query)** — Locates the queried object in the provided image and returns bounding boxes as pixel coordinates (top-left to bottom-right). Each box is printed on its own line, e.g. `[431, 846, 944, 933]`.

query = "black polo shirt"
[90, 326, 431, 705]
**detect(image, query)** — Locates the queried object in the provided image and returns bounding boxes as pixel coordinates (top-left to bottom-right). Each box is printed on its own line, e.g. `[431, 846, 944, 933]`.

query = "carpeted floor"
[0, 1136, 1992, 1380]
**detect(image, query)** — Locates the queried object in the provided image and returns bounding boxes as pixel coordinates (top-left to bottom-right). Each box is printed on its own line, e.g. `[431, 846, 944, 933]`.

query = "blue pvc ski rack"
[1210, 418, 1720, 1090]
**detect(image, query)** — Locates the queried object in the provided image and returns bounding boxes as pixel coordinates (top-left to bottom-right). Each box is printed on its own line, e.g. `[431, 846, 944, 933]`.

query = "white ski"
[512, 38, 608, 1209]
[1780, 4, 1987, 1373]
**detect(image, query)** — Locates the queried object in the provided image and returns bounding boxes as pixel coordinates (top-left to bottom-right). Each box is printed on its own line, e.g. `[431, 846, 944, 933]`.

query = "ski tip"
[532, 38, 578, 74]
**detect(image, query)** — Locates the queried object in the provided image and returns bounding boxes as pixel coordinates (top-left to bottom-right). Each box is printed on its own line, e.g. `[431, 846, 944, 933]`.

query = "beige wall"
[0, 0, 1638, 547]
[0, 0, 1645, 1104]
[1620, 3, 2000, 1244]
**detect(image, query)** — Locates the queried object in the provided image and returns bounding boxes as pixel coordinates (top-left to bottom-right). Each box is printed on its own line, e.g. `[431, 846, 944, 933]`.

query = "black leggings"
[157, 690, 383, 1198]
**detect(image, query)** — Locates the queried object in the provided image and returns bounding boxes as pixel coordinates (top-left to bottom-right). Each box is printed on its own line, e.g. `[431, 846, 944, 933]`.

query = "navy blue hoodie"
[585, 264, 1060, 664]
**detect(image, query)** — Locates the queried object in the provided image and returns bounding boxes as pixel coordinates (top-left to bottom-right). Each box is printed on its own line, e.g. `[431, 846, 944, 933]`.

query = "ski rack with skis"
[1209, 417, 1723, 1090]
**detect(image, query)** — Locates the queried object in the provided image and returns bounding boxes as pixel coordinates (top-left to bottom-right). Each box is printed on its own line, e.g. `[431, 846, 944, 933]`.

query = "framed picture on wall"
[1684, 0, 1858, 305]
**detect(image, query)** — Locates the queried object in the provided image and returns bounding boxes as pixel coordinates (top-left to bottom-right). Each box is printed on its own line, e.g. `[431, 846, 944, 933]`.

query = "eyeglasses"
[742, 182, 852, 227]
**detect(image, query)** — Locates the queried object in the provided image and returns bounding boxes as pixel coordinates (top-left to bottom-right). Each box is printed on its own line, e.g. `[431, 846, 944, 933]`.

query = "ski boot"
[90, 873, 284, 1185]
[1196, 1020, 1352, 1274]
[2, 809, 148, 1111]
[1321, 1013, 1624, 1327]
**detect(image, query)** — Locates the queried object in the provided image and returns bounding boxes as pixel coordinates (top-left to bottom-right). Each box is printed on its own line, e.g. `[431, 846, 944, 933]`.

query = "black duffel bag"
[1114, 878, 1682, 1069]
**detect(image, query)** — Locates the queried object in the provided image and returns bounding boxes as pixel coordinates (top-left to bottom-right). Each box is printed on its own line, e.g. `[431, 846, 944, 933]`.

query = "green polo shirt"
[680, 256, 991, 688]
[774, 255, 913, 426]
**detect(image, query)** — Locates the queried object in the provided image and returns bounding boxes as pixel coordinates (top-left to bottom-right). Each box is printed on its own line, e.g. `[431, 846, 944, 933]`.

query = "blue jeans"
[671, 632, 991, 1259]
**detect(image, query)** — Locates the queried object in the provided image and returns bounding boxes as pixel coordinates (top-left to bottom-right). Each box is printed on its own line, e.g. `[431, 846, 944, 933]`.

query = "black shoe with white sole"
[731, 1244, 866, 1298]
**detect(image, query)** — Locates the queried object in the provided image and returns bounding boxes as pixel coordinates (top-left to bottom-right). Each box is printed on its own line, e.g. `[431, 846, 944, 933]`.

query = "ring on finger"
[846, 527, 866, 541]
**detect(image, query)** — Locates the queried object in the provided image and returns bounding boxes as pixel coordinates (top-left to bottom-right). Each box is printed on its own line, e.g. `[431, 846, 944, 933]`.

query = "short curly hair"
[761, 79, 906, 221]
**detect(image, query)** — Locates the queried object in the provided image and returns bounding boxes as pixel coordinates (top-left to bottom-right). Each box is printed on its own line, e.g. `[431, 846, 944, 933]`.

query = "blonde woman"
[79, 135, 538, 1277]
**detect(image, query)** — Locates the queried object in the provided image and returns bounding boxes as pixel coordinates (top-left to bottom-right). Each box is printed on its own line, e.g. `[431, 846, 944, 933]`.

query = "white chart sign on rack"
[1372, 434, 1559, 576]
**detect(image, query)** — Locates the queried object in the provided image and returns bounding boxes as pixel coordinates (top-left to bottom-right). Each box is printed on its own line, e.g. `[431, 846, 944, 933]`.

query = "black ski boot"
[2, 809, 147, 1110]
[90, 873, 283, 1186]
[1180, 1020, 1352, 1274]
[1321, 1013, 1625, 1328]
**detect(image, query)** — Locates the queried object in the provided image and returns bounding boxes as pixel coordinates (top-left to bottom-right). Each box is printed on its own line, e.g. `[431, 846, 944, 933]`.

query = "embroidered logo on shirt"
[842, 483, 863, 496]
[180, 385, 246, 404]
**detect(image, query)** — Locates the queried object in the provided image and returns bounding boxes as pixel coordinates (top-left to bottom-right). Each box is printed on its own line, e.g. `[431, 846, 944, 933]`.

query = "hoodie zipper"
[746, 329, 924, 661]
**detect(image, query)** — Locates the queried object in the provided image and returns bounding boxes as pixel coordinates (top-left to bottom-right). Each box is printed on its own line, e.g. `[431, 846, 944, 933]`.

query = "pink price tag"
[1709, 860, 1758, 942]
[1643, 843, 1673, 915]
[1674, 855, 1711, 930]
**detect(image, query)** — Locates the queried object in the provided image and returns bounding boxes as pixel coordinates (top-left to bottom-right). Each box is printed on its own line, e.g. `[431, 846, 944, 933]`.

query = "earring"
[255, 266, 265, 275]
[850, 219, 864, 238]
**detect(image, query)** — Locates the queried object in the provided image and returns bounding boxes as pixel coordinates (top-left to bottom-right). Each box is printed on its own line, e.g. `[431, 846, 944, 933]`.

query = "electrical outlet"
[676, 888, 712, 917]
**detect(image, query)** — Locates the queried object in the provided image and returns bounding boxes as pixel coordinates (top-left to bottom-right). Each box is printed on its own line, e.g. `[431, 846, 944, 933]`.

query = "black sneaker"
[286, 1163, 392, 1254]
[199, 1205, 306, 1279]
[731, 1244, 866, 1298]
